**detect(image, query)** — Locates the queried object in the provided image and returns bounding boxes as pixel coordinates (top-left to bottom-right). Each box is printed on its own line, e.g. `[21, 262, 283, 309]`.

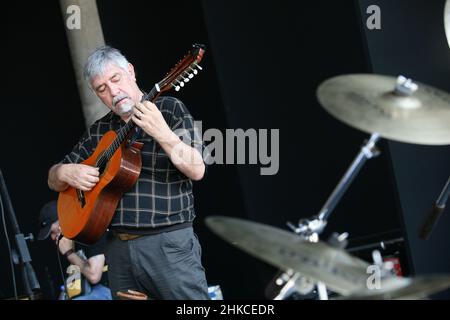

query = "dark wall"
[2, 0, 85, 299]
[5, 0, 446, 300]
[202, 0, 403, 297]
[357, 0, 450, 298]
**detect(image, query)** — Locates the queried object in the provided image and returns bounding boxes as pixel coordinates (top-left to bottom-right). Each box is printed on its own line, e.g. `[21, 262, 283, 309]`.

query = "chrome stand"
[282, 133, 381, 300]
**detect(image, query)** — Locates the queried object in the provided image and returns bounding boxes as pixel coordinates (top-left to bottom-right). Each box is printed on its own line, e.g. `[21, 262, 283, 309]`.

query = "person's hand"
[50, 221, 62, 243]
[58, 237, 74, 255]
[116, 289, 148, 300]
[132, 101, 171, 141]
[60, 164, 99, 191]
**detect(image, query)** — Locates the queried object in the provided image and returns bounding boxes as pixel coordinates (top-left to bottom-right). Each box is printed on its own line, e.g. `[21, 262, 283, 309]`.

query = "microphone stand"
[0, 168, 40, 299]
[419, 176, 450, 240]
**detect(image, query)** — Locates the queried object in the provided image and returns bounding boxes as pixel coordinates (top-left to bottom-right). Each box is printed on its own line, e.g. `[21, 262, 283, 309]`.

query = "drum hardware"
[445, 0, 450, 48]
[336, 275, 450, 300]
[295, 72, 450, 245]
[419, 175, 450, 239]
[206, 216, 372, 298]
[267, 232, 349, 300]
[283, 132, 381, 299]
[271, 270, 315, 300]
[206, 73, 450, 300]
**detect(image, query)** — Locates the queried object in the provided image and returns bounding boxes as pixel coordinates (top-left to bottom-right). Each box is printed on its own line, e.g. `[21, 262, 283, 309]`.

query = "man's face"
[90, 63, 141, 117]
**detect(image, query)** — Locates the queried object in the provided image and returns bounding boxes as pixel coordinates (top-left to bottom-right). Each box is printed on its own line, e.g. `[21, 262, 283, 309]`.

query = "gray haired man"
[47, 46, 209, 299]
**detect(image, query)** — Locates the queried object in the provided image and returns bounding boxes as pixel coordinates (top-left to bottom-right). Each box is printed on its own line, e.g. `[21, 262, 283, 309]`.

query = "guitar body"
[58, 130, 143, 244]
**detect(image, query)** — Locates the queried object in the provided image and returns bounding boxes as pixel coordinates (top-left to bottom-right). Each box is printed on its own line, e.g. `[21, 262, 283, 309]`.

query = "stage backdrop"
[4, 0, 448, 299]
[358, 0, 450, 298]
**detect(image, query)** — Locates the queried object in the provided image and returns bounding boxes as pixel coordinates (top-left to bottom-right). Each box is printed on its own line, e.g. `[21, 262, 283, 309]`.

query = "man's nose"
[109, 84, 122, 97]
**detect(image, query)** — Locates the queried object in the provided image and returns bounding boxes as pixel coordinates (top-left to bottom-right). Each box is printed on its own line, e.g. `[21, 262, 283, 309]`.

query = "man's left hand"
[132, 101, 171, 142]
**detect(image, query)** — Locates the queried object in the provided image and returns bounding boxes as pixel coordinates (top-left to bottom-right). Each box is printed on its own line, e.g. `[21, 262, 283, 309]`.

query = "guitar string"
[95, 86, 158, 169]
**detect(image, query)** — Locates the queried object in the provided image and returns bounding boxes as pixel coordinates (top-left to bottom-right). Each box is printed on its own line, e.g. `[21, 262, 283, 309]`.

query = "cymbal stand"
[288, 132, 380, 240]
[285, 132, 381, 300]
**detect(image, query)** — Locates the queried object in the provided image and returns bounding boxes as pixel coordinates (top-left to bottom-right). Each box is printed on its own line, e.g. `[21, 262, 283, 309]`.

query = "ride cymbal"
[317, 74, 450, 145]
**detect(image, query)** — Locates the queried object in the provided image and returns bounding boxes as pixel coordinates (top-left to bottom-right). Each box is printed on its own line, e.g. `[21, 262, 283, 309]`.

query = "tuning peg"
[183, 71, 194, 79]
[171, 83, 181, 91]
[174, 80, 184, 88]
[179, 75, 189, 83]
[189, 66, 198, 75]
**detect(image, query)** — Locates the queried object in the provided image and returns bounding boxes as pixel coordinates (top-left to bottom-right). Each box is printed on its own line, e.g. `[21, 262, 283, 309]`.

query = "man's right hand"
[59, 164, 100, 191]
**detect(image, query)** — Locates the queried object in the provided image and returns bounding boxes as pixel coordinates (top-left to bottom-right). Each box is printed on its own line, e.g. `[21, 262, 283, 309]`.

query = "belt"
[113, 232, 142, 241]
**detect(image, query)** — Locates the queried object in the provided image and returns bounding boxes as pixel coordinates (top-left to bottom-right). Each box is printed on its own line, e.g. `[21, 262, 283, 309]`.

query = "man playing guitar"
[47, 45, 209, 300]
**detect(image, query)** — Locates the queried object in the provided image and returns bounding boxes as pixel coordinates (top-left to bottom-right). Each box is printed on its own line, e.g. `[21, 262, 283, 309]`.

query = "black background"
[1, 0, 449, 300]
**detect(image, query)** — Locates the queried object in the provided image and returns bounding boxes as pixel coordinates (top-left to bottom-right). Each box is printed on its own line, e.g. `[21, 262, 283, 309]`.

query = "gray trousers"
[105, 227, 210, 300]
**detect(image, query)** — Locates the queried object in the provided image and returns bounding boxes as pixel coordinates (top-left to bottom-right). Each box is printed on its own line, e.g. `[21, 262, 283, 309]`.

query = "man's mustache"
[112, 93, 131, 107]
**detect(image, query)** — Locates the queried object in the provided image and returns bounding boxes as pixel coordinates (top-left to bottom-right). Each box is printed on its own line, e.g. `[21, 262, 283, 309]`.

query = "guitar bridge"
[76, 189, 86, 208]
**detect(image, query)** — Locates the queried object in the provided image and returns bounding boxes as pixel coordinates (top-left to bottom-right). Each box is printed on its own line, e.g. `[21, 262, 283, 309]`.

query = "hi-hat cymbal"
[317, 74, 450, 145]
[337, 275, 450, 300]
[205, 216, 370, 296]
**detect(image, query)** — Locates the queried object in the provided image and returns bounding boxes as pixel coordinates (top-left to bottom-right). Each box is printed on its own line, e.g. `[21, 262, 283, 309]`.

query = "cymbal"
[205, 216, 370, 296]
[445, 0, 450, 48]
[336, 275, 450, 300]
[317, 74, 450, 145]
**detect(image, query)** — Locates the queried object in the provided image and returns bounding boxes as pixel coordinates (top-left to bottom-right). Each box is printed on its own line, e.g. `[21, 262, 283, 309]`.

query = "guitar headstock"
[157, 44, 205, 93]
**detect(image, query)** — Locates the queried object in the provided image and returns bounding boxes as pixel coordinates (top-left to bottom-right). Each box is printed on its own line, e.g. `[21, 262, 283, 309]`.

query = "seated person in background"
[37, 200, 112, 300]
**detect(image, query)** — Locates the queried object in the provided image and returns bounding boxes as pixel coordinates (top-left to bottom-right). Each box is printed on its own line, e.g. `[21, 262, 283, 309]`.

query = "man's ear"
[127, 63, 136, 80]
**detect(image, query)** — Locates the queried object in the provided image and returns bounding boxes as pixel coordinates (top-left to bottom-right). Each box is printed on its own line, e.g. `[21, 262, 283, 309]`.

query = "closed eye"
[96, 85, 106, 93]
[111, 73, 121, 82]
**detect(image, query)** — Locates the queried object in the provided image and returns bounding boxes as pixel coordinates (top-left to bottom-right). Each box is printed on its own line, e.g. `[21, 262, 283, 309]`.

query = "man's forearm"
[66, 252, 102, 284]
[158, 131, 205, 181]
[48, 164, 69, 192]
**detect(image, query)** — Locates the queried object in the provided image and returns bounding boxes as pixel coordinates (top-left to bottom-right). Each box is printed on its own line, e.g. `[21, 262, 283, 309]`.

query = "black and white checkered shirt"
[61, 96, 203, 230]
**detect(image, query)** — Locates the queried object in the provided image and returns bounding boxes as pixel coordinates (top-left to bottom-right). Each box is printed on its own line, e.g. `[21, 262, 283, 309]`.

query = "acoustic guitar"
[58, 44, 205, 244]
